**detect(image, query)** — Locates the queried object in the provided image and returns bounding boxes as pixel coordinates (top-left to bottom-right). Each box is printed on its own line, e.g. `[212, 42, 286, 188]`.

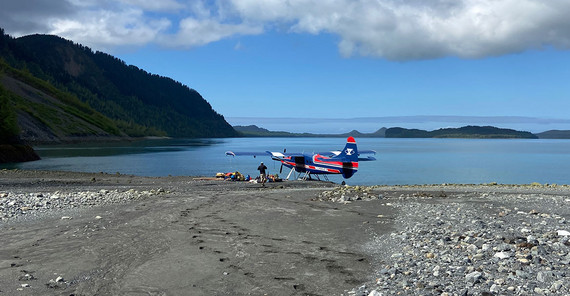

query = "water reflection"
[33, 138, 224, 158]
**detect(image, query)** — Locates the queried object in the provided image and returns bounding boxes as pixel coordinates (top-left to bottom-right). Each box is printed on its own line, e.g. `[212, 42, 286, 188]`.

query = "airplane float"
[225, 137, 376, 181]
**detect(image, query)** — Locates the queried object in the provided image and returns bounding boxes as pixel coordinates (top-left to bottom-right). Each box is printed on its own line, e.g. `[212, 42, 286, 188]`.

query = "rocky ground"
[331, 186, 570, 296]
[1, 169, 569, 295]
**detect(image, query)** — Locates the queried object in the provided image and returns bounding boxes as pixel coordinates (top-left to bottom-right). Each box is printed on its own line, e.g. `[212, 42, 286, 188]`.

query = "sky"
[2, 0, 570, 133]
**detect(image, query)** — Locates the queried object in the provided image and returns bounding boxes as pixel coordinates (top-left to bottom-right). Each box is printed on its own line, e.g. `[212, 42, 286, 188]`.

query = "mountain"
[233, 125, 386, 137]
[385, 126, 538, 139]
[235, 125, 537, 139]
[535, 130, 570, 139]
[233, 125, 303, 137]
[0, 29, 238, 144]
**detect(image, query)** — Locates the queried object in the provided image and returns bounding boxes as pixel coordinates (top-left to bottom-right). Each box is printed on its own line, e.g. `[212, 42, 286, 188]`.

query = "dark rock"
[0, 144, 40, 163]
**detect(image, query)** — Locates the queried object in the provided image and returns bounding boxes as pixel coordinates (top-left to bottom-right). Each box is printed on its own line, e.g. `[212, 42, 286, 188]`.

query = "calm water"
[2, 138, 570, 185]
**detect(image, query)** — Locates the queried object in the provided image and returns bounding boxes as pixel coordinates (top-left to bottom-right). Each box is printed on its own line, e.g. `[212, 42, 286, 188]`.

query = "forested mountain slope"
[0, 28, 238, 142]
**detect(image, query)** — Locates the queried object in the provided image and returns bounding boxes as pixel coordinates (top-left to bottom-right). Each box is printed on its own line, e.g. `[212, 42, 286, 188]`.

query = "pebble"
[316, 186, 380, 203]
[348, 188, 570, 295]
[494, 251, 510, 259]
[1, 188, 168, 221]
[465, 271, 482, 284]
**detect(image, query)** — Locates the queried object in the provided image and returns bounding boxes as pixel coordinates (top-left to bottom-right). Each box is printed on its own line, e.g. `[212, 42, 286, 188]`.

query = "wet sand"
[0, 170, 395, 295]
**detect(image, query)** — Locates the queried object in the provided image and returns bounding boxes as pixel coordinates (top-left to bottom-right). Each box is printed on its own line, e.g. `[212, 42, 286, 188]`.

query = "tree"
[0, 85, 20, 143]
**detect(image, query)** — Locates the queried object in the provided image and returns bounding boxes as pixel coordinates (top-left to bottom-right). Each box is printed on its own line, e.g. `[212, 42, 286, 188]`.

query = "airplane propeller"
[279, 148, 286, 174]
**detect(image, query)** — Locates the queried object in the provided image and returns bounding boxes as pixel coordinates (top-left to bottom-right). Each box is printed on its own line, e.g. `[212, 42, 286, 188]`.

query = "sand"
[1, 169, 569, 295]
[0, 170, 394, 295]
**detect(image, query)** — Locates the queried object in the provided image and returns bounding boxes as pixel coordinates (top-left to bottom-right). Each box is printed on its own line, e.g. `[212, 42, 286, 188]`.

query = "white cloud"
[118, 0, 185, 12]
[2, 0, 570, 60]
[162, 17, 262, 48]
[224, 0, 570, 60]
[49, 8, 171, 50]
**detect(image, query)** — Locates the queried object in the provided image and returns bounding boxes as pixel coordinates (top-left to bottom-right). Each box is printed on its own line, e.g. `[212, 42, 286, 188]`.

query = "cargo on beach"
[216, 171, 249, 181]
[215, 172, 282, 183]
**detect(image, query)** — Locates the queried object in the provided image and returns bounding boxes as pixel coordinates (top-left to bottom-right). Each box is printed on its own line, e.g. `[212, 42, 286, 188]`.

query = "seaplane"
[225, 137, 376, 181]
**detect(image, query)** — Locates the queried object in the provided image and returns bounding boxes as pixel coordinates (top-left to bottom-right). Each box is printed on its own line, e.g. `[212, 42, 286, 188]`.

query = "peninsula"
[234, 125, 540, 139]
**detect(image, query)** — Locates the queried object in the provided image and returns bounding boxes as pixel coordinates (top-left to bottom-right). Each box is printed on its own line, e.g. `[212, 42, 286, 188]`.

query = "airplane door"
[294, 156, 306, 172]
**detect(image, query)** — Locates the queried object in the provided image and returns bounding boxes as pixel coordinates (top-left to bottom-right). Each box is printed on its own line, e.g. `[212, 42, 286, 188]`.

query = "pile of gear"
[216, 171, 250, 181]
[253, 174, 281, 183]
[214, 172, 282, 183]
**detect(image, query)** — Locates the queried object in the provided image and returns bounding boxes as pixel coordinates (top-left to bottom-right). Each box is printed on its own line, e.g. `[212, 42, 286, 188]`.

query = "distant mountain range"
[535, 130, 570, 139]
[385, 126, 537, 139]
[234, 125, 387, 138]
[235, 125, 570, 139]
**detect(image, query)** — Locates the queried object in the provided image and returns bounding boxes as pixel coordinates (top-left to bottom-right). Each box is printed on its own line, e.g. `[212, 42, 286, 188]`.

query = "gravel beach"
[1, 169, 569, 295]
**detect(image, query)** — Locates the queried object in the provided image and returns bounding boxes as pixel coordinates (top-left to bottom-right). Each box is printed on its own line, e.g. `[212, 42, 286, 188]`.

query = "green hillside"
[0, 28, 238, 141]
[0, 82, 19, 143]
[0, 77, 40, 162]
[386, 126, 538, 139]
[536, 130, 570, 139]
[0, 59, 130, 141]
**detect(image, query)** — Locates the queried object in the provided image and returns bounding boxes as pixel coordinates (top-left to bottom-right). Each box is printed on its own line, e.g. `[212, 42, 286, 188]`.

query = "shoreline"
[1, 169, 569, 295]
[3, 167, 570, 187]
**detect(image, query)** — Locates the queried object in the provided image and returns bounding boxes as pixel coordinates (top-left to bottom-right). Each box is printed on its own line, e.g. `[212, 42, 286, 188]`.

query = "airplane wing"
[225, 151, 272, 157]
[357, 150, 377, 161]
[225, 151, 304, 158]
[358, 156, 376, 161]
[319, 149, 377, 157]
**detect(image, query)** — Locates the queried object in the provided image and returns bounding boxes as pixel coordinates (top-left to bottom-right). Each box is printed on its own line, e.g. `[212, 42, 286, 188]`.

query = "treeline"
[234, 125, 388, 138]
[235, 125, 539, 139]
[384, 126, 538, 138]
[0, 84, 19, 143]
[0, 28, 238, 139]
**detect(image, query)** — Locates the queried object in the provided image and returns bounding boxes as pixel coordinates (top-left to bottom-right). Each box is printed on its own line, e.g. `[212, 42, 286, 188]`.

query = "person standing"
[257, 162, 268, 186]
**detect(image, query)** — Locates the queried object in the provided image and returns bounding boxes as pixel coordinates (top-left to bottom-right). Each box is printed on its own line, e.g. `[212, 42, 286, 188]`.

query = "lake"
[2, 137, 570, 186]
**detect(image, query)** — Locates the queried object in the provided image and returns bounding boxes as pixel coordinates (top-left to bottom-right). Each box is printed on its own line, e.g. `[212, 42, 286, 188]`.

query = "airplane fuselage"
[274, 153, 359, 178]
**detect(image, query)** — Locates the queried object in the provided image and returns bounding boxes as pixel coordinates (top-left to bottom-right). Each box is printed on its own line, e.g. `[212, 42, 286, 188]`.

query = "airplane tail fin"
[334, 137, 359, 178]
[335, 136, 359, 162]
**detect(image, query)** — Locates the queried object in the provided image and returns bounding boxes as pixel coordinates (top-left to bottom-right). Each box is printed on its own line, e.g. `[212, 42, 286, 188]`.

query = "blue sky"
[2, 0, 570, 133]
